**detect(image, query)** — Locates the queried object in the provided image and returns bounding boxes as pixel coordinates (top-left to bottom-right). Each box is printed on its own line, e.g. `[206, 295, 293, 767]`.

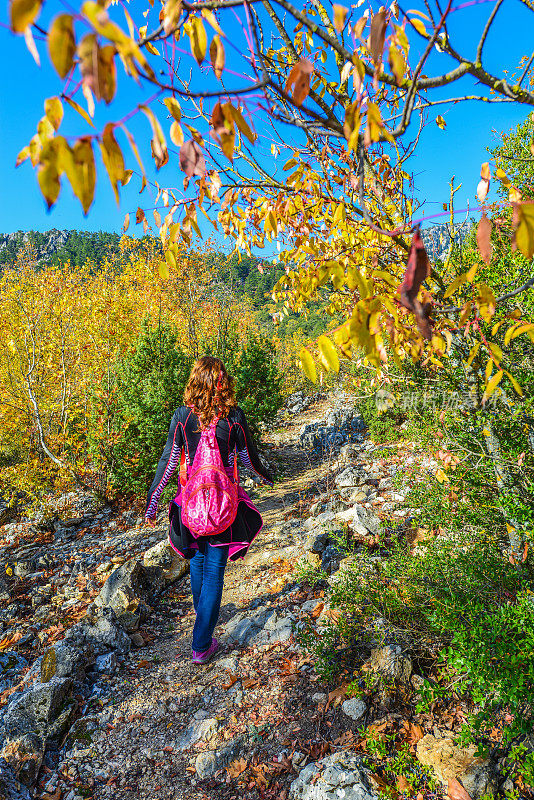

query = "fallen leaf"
[227, 756, 248, 778]
[447, 777, 473, 800]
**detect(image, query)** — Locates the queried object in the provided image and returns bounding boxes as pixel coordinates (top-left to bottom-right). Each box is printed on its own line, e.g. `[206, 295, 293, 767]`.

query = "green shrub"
[232, 336, 284, 437]
[109, 322, 192, 495]
[299, 519, 534, 783]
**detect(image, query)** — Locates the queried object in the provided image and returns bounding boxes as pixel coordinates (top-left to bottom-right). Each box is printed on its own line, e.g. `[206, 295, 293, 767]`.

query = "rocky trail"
[0, 394, 499, 800]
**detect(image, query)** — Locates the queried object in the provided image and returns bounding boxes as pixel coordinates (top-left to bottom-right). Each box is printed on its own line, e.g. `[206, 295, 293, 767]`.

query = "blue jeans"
[189, 542, 229, 652]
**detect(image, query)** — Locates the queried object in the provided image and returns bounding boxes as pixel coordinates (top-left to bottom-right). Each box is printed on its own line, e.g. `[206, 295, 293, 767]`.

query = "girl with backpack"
[144, 356, 273, 664]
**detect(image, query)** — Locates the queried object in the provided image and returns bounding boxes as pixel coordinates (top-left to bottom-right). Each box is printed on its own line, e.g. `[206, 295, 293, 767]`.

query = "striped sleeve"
[230, 409, 274, 486]
[145, 412, 183, 519]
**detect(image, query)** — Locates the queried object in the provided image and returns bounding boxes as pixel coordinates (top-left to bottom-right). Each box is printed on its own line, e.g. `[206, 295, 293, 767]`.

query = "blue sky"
[0, 0, 532, 237]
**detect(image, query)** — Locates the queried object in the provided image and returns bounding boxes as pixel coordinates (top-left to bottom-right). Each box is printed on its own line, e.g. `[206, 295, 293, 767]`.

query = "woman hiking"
[144, 356, 273, 664]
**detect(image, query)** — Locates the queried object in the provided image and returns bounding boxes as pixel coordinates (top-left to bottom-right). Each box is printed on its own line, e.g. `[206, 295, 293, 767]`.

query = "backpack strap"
[233, 446, 238, 484]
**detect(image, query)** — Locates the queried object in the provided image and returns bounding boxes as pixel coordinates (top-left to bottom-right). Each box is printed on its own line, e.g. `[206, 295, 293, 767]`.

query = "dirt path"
[54, 400, 335, 800]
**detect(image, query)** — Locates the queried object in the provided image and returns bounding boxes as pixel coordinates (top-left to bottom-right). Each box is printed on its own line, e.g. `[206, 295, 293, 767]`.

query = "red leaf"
[179, 140, 206, 178]
[369, 8, 387, 64]
[398, 229, 433, 339]
[447, 777, 473, 800]
[285, 58, 313, 107]
[477, 213, 492, 264]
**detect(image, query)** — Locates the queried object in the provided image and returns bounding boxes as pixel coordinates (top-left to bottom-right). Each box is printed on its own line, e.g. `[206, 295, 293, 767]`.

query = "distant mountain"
[0, 229, 122, 268]
[421, 220, 472, 262]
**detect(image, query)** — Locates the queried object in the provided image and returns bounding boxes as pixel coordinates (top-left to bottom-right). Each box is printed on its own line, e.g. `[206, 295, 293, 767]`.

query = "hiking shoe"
[192, 638, 219, 665]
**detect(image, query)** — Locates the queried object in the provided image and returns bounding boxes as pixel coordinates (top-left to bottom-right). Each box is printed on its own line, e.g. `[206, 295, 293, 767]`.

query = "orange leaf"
[477, 213, 492, 264]
[447, 778, 473, 800]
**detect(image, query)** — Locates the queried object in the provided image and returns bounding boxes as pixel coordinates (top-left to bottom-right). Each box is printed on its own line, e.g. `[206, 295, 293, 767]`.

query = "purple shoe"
[192, 637, 219, 665]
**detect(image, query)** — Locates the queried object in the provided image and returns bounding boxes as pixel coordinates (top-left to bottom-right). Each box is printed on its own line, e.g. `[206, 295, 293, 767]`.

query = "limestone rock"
[63, 607, 131, 655]
[321, 545, 344, 575]
[222, 605, 275, 647]
[290, 751, 378, 800]
[304, 531, 331, 554]
[64, 715, 101, 750]
[367, 645, 412, 683]
[303, 512, 336, 532]
[142, 539, 189, 587]
[0, 758, 32, 799]
[335, 467, 361, 488]
[94, 558, 152, 631]
[39, 644, 93, 683]
[177, 715, 219, 750]
[0, 734, 44, 787]
[342, 698, 367, 723]
[196, 736, 246, 779]
[416, 733, 496, 799]
[3, 677, 74, 743]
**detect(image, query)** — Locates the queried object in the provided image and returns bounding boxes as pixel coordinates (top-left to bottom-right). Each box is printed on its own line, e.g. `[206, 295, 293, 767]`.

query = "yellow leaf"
[63, 95, 95, 129]
[170, 121, 184, 146]
[163, 96, 182, 122]
[300, 347, 317, 383]
[189, 16, 207, 64]
[229, 105, 256, 143]
[165, 249, 176, 270]
[503, 369, 523, 397]
[10, 0, 41, 33]
[158, 260, 170, 280]
[515, 203, 534, 260]
[466, 342, 480, 368]
[436, 115, 446, 129]
[209, 34, 225, 80]
[317, 335, 340, 373]
[99, 122, 125, 204]
[410, 17, 427, 35]
[435, 468, 449, 484]
[333, 4, 348, 32]
[201, 7, 224, 36]
[333, 202, 346, 224]
[48, 14, 76, 79]
[482, 370, 503, 404]
[443, 272, 468, 299]
[44, 96, 63, 131]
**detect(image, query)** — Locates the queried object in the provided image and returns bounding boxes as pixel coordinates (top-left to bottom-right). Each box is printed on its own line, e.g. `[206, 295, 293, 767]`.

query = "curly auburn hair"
[183, 356, 237, 429]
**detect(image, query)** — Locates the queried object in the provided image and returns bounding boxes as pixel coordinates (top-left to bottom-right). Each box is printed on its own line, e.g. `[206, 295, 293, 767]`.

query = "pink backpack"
[179, 416, 239, 537]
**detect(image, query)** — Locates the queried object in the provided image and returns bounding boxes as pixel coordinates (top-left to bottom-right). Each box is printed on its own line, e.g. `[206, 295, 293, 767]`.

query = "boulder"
[64, 715, 101, 751]
[303, 512, 336, 532]
[39, 643, 93, 683]
[335, 468, 361, 488]
[94, 558, 152, 631]
[304, 531, 331, 554]
[63, 607, 131, 655]
[290, 751, 379, 800]
[0, 758, 32, 800]
[3, 677, 74, 743]
[0, 653, 27, 693]
[195, 735, 246, 779]
[416, 733, 496, 799]
[321, 545, 344, 575]
[342, 698, 367, 723]
[366, 645, 412, 683]
[0, 734, 44, 787]
[222, 605, 275, 647]
[177, 713, 219, 750]
[142, 539, 189, 589]
[335, 505, 381, 536]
